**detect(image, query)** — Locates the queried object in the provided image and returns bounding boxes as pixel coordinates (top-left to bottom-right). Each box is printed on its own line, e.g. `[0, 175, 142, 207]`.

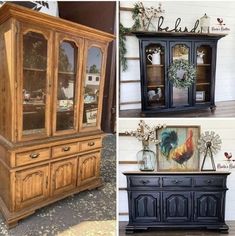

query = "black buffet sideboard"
[124, 172, 230, 234]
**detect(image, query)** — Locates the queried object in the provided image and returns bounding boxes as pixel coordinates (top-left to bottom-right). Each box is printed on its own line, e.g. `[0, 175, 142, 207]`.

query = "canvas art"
[157, 126, 200, 171]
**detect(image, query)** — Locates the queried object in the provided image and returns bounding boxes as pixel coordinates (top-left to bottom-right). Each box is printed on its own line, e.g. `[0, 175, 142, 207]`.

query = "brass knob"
[30, 153, 40, 159]
[62, 146, 71, 152]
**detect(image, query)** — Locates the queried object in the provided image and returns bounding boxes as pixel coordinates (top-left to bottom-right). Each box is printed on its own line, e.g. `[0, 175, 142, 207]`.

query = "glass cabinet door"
[80, 41, 107, 130]
[19, 26, 52, 140]
[144, 42, 166, 109]
[53, 34, 82, 135]
[170, 43, 191, 107]
[195, 43, 213, 103]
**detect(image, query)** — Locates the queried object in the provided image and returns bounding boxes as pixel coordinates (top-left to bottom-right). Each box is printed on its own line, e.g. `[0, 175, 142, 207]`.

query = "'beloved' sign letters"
[157, 16, 200, 33]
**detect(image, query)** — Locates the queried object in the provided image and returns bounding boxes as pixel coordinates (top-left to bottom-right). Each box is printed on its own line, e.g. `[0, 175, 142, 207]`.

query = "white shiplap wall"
[120, 1, 235, 110]
[118, 119, 235, 221]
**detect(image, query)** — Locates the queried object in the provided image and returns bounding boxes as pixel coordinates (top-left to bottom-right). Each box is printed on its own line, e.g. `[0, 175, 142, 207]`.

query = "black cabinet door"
[141, 40, 168, 110]
[163, 192, 191, 222]
[194, 192, 224, 222]
[194, 42, 216, 106]
[131, 191, 160, 223]
[169, 42, 193, 108]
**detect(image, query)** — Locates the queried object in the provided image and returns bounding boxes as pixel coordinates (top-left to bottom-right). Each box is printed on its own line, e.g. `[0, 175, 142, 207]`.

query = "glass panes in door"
[196, 45, 212, 103]
[145, 43, 165, 108]
[172, 44, 190, 107]
[23, 31, 47, 134]
[56, 41, 77, 131]
[83, 47, 102, 127]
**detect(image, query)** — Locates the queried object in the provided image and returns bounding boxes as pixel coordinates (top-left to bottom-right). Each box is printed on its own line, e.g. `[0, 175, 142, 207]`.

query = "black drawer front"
[162, 177, 192, 187]
[129, 176, 160, 187]
[194, 177, 224, 187]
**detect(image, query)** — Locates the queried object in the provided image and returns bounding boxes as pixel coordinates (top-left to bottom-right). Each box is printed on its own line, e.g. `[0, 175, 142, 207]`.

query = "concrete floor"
[0, 134, 116, 236]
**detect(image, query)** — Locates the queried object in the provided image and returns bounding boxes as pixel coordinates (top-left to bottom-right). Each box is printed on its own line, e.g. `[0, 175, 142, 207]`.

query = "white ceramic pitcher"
[147, 51, 161, 65]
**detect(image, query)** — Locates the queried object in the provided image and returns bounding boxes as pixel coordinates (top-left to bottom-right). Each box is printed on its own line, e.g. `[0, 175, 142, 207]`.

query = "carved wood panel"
[163, 192, 191, 222]
[194, 192, 223, 222]
[132, 192, 160, 223]
[78, 152, 100, 186]
[51, 157, 77, 196]
[15, 165, 49, 210]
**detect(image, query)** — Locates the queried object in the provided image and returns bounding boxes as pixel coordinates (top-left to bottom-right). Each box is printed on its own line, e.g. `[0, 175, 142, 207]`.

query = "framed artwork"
[196, 91, 205, 102]
[156, 126, 200, 172]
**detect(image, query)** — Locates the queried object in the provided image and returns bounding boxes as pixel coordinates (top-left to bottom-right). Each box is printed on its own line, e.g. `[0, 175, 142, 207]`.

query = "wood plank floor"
[119, 100, 235, 118]
[119, 221, 235, 235]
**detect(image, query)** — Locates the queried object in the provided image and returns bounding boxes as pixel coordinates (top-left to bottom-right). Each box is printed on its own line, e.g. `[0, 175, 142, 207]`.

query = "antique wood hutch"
[124, 172, 230, 234]
[0, 3, 114, 227]
[134, 32, 226, 116]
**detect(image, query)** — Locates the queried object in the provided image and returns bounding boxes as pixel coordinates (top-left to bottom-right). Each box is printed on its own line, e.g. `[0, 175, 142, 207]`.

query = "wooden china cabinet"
[134, 32, 226, 116]
[0, 3, 114, 227]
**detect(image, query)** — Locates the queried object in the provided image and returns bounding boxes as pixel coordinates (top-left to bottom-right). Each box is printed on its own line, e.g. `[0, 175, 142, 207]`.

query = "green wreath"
[168, 59, 196, 88]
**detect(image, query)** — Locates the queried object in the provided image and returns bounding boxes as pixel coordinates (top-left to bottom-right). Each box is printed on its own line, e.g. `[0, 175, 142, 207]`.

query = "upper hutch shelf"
[133, 31, 226, 116]
[133, 31, 227, 39]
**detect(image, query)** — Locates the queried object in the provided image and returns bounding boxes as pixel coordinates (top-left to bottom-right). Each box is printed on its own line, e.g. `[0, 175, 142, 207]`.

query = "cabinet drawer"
[129, 176, 160, 188]
[162, 177, 192, 187]
[16, 148, 50, 167]
[194, 177, 224, 187]
[52, 142, 78, 158]
[79, 139, 102, 152]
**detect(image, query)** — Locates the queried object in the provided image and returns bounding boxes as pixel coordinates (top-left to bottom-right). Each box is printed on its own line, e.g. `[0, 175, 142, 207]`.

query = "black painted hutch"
[124, 172, 230, 234]
[134, 32, 226, 116]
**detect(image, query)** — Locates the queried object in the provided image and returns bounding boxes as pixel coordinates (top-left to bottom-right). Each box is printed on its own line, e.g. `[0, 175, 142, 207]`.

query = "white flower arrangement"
[126, 120, 165, 145]
[132, 2, 165, 31]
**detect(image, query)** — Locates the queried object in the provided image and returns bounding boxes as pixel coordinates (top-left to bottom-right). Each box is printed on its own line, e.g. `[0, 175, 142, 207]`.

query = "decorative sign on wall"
[157, 16, 200, 33]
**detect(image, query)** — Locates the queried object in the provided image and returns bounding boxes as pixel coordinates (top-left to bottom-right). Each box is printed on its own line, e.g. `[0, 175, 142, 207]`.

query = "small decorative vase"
[147, 51, 161, 65]
[137, 141, 156, 171]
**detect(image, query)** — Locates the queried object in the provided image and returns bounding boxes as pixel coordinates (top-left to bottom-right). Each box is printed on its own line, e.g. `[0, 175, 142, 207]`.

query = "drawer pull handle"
[88, 142, 95, 146]
[62, 146, 71, 152]
[172, 180, 182, 184]
[30, 153, 40, 159]
[207, 180, 212, 184]
[141, 180, 150, 184]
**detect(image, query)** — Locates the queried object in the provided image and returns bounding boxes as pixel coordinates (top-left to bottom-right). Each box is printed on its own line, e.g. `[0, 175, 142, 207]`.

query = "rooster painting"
[159, 128, 197, 169]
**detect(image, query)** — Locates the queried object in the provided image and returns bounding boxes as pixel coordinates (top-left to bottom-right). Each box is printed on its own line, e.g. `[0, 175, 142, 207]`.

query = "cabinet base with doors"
[124, 172, 230, 234]
[0, 3, 114, 228]
[133, 32, 226, 116]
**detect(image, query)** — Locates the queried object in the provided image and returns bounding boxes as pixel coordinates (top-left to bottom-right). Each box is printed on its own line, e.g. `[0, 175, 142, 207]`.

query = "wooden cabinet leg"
[210, 105, 216, 112]
[6, 220, 18, 229]
[125, 228, 134, 234]
[219, 224, 229, 234]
